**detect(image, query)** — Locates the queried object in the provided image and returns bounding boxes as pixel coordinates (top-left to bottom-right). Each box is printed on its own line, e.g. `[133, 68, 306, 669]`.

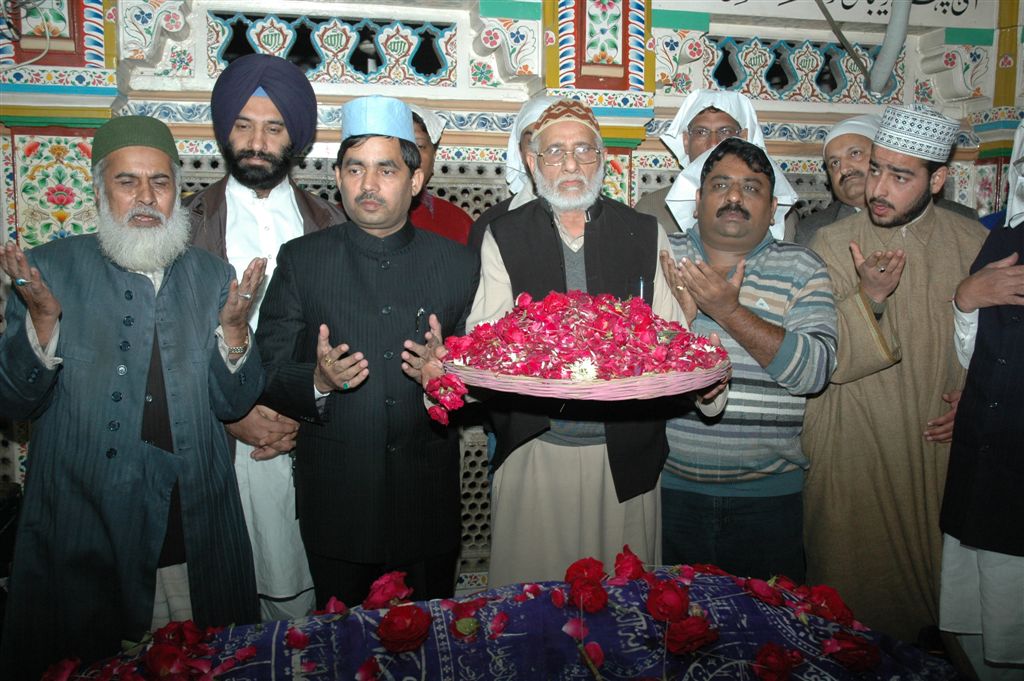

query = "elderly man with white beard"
[0, 115, 266, 678]
[469, 100, 726, 586]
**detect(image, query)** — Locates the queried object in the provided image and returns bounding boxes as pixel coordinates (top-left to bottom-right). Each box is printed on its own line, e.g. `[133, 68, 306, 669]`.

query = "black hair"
[411, 113, 440, 151]
[700, 137, 775, 195]
[334, 134, 421, 172]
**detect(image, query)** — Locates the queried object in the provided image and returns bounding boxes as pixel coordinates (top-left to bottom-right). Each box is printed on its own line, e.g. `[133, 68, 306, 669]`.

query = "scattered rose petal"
[562, 617, 589, 640]
[583, 640, 605, 668]
[285, 626, 309, 650]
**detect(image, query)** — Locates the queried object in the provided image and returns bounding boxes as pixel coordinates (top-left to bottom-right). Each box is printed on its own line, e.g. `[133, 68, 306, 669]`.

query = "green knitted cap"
[91, 115, 180, 167]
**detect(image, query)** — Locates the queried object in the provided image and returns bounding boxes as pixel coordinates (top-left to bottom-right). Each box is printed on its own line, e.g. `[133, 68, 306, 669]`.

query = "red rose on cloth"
[378, 604, 432, 653]
[772, 575, 798, 592]
[363, 571, 414, 609]
[613, 544, 646, 581]
[562, 617, 589, 640]
[569, 578, 608, 613]
[313, 596, 348, 616]
[822, 631, 881, 671]
[808, 585, 854, 626]
[646, 578, 690, 622]
[583, 641, 605, 668]
[145, 643, 189, 677]
[234, 645, 258, 662]
[690, 563, 729, 576]
[753, 642, 804, 681]
[488, 611, 509, 639]
[741, 577, 785, 606]
[666, 615, 719, 654]
[285, 626, 310, 650]
[550, 587, 566, 608]
[40, 658, 79, 681]
[565, 556, 605, 583]
[451, 597, 489, 620]
[356, 656, 381, 681]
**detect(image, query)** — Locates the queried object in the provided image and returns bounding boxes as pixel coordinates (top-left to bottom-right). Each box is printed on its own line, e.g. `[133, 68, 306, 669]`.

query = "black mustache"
[235, 149, 280, 163]
[357, 192, 385, 204]
[840, 171, 865, 185]
[716, 203, 750, 219]
[869, 198, 894, 210]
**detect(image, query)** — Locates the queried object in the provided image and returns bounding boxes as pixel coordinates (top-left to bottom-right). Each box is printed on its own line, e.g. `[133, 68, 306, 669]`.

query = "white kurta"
[225, 177, 314, 618]
[471, 228, 711, 586]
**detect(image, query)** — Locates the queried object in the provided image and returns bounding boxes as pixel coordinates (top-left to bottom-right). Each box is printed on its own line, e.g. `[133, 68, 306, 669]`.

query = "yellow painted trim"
[544, 0, 560, 89]
[0, 105, 110, 119]
[104, 0, 117, 69]
[644, 2, 655, 93]
[994, 0, 1019, 107]
[600, 124, 645, 140]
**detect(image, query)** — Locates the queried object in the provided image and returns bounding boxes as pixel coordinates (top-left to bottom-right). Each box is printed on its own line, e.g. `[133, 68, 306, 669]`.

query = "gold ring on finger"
[324, 357, 336, 366]
[675, 285, 685, 292]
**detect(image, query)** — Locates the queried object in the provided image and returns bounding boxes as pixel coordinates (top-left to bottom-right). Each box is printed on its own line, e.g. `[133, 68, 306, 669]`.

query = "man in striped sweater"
[659, 138, 837, 582]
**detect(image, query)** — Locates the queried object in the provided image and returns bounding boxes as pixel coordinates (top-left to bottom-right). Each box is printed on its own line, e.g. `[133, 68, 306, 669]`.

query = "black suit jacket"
[256, 221, 479, 564]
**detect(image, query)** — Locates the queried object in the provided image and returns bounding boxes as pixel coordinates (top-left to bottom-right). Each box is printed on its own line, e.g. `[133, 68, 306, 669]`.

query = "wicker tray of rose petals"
[442, 291, 730, 401]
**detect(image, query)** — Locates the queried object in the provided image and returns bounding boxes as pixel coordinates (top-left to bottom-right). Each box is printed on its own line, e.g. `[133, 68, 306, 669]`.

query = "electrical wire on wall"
[0, 0, 53, 71]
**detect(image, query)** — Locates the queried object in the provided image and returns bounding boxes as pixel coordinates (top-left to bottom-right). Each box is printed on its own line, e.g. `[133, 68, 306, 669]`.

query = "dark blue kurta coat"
[0, 235, 262, 675]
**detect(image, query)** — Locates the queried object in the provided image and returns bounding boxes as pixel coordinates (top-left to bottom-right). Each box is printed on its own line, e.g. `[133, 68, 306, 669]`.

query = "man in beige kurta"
[803, 105, 988, 644]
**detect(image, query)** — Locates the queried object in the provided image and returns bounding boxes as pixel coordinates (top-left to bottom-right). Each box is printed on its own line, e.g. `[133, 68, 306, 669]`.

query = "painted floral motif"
[585, 0, 621, 64]
[154, 45, 194, 78]
[21, 0, 70, 39]
[914, 78, 936, 105]
[15, 136, 96, 247]
[999, 53, 1013, 69]
[481, 28, 502, 49]
[470, 60, 498, 87]
[119, 0, 187, 61]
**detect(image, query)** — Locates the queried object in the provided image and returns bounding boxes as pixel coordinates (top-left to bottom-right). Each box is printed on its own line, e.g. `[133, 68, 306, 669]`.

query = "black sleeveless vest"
[487, 197, 671, 502]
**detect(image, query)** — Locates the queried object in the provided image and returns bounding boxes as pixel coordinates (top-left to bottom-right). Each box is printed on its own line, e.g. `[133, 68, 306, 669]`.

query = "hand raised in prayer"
[924, 389, 961, 443]
[1, 241, 61, 346]
[660, 250, 697, 325]
[219, 257, 266, 348]
[850, 242, 905, 304]
[953, 252, 1024, 313]
[314, 324, 369, 393]
[673, 255, 744, 325]
[402, 313, 447, 389]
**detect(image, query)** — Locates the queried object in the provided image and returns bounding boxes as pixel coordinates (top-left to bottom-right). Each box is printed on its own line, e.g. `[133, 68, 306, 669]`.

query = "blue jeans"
[661, 488, 805, 582]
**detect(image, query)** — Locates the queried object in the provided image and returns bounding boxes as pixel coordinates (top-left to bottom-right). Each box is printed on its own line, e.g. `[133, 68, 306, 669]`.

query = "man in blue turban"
[185, 53, 345, 621]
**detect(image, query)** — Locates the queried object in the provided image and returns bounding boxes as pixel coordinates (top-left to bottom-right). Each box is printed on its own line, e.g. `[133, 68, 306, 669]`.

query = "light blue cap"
[340, 96, 416, 144]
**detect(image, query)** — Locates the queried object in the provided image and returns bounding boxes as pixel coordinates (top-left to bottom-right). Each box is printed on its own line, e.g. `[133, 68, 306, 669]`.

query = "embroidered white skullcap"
[665, 141, 797, 241]
[407, 103, 446, 145]
[1006, 118, 1024, 229]
[341, 96, 415, 144]
[823, 113, 881, 153]
[506, 95, 561, 196]
[661, 90, 763, 167]
[874, 105, 960, 163]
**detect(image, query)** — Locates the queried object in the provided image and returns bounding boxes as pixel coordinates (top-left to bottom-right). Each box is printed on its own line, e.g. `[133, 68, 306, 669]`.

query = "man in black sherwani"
[256, 95, 478, 607]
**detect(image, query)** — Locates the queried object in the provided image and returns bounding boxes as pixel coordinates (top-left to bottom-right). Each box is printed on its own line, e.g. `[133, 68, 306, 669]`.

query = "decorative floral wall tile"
[14, 135, 97, 247]
[119, 0, 188, 62]
[585, 0, 622, 65]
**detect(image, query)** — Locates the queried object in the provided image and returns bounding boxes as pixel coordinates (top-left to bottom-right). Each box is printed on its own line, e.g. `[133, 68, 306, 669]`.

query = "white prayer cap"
[505, 95, 561, 196]
[407, 103, 446, 145]
[341, 96, 415, 144]
[823, 113, 881, 153]
[665, 140, 798, 241]
[661, 90, 764, 167]
[874, 104, 960, 163]
[1006, 118, 1024, 229]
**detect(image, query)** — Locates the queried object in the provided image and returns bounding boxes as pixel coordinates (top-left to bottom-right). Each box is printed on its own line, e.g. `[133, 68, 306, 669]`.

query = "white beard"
[534, 166, 605, 213]
[96, 201, 191, 272]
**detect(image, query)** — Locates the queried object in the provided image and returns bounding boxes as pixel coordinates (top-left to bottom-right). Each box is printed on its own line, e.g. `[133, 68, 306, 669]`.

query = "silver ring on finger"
[878, 266, 886, 273]
[14, 277, 28, 287]
[239, 291, 253, 300]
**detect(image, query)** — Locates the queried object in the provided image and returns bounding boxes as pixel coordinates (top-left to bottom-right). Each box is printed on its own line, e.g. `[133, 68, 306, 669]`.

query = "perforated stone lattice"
[180, 156, 511, 220]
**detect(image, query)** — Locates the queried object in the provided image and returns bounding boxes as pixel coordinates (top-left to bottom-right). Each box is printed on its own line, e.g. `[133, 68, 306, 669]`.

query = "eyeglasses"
[687, 126, 741, 140]
[536, 144, 602, 166]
